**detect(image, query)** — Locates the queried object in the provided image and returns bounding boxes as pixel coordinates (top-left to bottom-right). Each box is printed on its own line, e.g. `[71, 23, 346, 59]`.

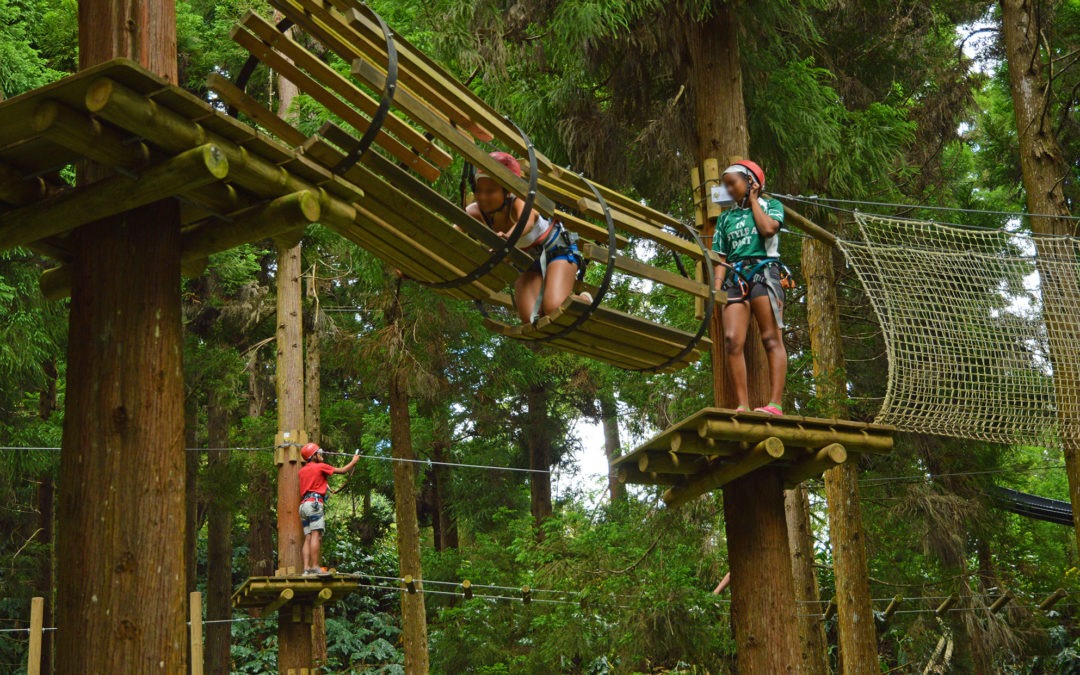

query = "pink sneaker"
[754, 403, 783, 415]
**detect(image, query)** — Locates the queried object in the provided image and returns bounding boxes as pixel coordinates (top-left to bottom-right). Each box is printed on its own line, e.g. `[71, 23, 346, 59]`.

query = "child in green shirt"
[712, 160, 788, 415]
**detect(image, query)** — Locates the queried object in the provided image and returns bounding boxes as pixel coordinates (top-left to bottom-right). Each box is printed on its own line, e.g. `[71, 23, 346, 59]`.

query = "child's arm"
[713, 255, 728, 293]
[747, 183, 780, 238]
[498, 197, 540, 240]
[333, 450, 360, 474]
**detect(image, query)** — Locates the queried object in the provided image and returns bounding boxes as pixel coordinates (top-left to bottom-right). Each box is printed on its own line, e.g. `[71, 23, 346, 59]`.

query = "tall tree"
[785, 486, 829, 675]
[304, 260, 329, 668]
[999, 0, 1080, 555]
[205, 390, 233, 675]
[56, 0, 186, 671]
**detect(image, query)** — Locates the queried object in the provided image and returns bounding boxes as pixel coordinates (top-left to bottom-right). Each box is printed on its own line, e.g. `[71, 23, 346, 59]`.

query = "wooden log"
[83, 77, 363, 215]
[33, 99, 150, 170]
[230, 23, 442, 182]
[703, 158, 721, 220]
[263, 588, 295, 615]
[27, 596, 43, 675]
[0, 113, 39, 149]
[935, 594, 959, 617]
[663, 437, 785, 507]
[351, 59, 557, 215]
[183, 190, 321, 258]
[670, 431, 721, 455]
[0, 161, 47, 206]
[579, 241, 713, 299]
[775, 201, 837, 247]
[881, 594, 903, 624]
[824, 596, 838, 620]
[311, 588, 334, 608]
[1039, 588, 1067, 611]
[617, 464, 681, 486]
[240, 11, 451, 170]
[555, 210, 629, 249]
[637, 451, 701, 475]
[189, 591, 204, 675]
[783, 443, 848, 487]
[697, 418, 894, 454]
[0, 143, 229, 251]
[989, 591, 1014, 615]
[271, 0, 493, 142]
[461, 580, 472, 600]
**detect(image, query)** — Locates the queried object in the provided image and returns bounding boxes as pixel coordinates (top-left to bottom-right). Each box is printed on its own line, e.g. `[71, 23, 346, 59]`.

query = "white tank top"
[516, 214, 555, 249]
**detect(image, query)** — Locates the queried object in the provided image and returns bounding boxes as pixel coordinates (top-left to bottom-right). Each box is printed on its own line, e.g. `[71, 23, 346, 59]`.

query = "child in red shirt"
[298, 442, 359, 575]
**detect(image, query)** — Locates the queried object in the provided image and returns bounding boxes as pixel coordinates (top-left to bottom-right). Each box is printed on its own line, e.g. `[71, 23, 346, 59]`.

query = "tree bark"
[526, 383, 554, 531]
[386, 297, 430, 674]
[57, 4, 184, 669]
[599, 392, 625, 502]
[804, 232, 880, 672]
[185, 400, 199, 598]
[205, 393, 233, 675]
[785, 486, 829, 675]
[36, 474, 55, 675]
[303, 265, 329, 670]
[247, 351, 276, 578]
[274, 236, 310, 671]
[1000, 0, 1080, 556]
[430, 416, 458, 551]
[689, 6, 800, 672]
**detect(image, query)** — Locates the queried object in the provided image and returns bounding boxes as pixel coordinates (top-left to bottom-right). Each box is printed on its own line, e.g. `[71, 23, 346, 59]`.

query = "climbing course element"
[232, 574, 361, 619]
[613, 408, 894, 503]
[214, 0, 717, 371]
[837, 214, 1080, 449]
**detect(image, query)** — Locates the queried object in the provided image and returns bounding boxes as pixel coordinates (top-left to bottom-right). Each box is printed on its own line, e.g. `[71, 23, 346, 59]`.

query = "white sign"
[710, 184, 734, 206]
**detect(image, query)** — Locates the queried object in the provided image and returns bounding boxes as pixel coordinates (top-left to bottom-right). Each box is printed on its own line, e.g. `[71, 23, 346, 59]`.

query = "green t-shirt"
[712, 197, 784, 262]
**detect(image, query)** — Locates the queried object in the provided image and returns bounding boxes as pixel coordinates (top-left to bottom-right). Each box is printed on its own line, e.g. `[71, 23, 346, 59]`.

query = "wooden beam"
[697, 418, 894, 454]
[988, 590, 1013, 615]
[579, 241, 713, 299]
[0, 161, 47, 206]
[83, 77, 363, 219]
[618, 465, 681, 486]
[880, 595, 903, 625]
[577, 197, 704, 260]
[263, 588, 295, 615]
[311, 587, 334, 608]
[663, 437, 786, 507]
[773, 200, 837, 247]
[0, 144, 229, 251]
[935, 594, 959, 617]
[783, 443, 848, 487]
[189, 592, 204, 675]
[636, 451, 701, 475]
[184, 190, 321, 258]
[670, 431, 719, 455]
[27, 597, 43, 675]
[1039, 588, 1067, 611]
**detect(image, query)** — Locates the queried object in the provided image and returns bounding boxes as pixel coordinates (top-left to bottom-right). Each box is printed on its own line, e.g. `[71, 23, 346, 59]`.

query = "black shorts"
[723, 263, 786, 328]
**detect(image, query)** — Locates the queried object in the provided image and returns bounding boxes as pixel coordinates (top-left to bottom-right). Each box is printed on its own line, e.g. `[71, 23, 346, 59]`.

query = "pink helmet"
[475, 151, 523, 181]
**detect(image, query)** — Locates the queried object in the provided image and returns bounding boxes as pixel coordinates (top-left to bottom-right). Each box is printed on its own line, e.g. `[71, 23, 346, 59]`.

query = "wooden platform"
[612, 408, 895, 506]
[232, 574, 361, 620]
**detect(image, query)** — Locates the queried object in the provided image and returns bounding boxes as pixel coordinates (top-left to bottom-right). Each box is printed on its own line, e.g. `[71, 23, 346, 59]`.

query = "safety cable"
[774, 194, 1080, 222]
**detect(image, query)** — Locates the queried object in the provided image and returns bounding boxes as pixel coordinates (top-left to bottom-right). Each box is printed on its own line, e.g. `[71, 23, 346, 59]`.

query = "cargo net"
[836, 213, 1080, 449]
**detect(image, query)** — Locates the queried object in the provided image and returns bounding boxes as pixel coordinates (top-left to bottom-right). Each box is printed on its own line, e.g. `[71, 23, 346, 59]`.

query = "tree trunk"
[185, 400, 199, 597]
[205, 393, 233, 675]
[274, 235, 310, 671]
[58, 5, 183, 668]
[303, 265, 330, 670]
[431, 436, 458, 551]
[247, 352, 276, 578]
[37, 474, 54, 675]
[785, 486, 828, 675]
[387, 299, 430, 673]
[599, 392, 625, 502]
[526, 383, 553, 531]
[1000, 0, 1080, 556]
[804, 232, 880, 672]
[689, 6, 800, 672]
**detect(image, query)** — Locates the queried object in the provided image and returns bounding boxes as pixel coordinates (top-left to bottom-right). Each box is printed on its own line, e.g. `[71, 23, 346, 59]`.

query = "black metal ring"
[425, 119, 539, 290]
[333, 5, 398, 174]
[531, 176, 617, 343]
[637, 221, 716, 373]
[230, 17, 294, 117]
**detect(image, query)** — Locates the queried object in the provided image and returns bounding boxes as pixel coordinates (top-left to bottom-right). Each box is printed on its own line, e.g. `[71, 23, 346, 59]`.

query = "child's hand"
[748, 179, 762, 201]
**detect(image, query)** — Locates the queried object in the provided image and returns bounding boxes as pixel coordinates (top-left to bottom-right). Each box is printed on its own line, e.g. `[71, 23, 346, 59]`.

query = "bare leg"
[750, 294, 787, 405]
[540, 259, 580, 316]
[514, 270, 543, 324]
[723, 301, 752, 409]
[310, 530, 323, 570]
[302, 534, 311, 570]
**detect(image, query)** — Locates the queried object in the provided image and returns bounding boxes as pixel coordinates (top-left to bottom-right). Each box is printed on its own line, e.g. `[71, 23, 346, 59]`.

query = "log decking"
[613, 408, 895, 505]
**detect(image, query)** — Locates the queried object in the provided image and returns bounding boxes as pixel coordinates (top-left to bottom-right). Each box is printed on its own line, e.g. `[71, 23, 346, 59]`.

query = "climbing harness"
[721, 257, 791, 328]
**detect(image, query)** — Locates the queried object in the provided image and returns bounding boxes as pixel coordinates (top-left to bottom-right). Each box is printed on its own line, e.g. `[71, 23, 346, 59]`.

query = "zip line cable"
[773, 193, 1080, 222]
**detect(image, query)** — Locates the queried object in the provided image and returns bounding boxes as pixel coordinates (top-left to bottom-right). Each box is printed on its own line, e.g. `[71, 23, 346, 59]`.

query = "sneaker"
[577, 292, 594, 304]
[317, 567, 335, 577]
[302, 568, 319, 577]
[754, 403, 784, 416]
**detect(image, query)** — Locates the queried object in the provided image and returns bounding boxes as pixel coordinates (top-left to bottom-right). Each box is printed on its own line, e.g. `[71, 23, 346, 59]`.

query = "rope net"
[836, 213, 1080, 448]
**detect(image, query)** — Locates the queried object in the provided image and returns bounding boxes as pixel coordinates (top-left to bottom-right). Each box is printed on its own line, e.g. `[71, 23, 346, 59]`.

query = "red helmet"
[476, 151, 522, 181]
[724, 160, 766, 190]
[301, 442, 321, 461]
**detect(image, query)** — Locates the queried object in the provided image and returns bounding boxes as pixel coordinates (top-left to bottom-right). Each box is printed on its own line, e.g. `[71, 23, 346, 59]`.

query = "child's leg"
[750, 294, 787, 406]
[540, 259, 579, 316]
[514, 270, 543, 323]
[310, 530, 323, 569]
[722, 301, 752, 409]
[302, 533, 311, 570]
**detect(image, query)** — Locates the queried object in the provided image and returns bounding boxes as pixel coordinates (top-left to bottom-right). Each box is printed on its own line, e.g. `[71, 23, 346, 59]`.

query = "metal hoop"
[230, 17, 294, 117]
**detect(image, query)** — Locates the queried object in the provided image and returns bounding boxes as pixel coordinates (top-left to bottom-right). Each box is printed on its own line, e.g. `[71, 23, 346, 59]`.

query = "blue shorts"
[529, 244, 581, 272]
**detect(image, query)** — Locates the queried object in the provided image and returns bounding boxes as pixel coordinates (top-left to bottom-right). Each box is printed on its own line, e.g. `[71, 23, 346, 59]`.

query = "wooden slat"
[207, 73, 306, 146]
[241, 11, 451, 171]
[577, 197, 703, 260]
[555, 210, 629, 249]
[229, 23, 442, 182]
[579, 241, 712, 299]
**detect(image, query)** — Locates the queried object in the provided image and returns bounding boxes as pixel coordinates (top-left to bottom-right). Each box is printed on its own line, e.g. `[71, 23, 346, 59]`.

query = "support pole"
[189, 592, 204, 675]
[27, 597, 43, 675]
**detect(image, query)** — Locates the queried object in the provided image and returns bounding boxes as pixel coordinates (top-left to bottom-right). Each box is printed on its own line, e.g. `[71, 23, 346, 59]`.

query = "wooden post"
[57, 1, 186, 672]
[190, 592, 204, 675]
[786, 488, 829, 675]
[688, 4, 800, 671]
[27, 597, 43, 675]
